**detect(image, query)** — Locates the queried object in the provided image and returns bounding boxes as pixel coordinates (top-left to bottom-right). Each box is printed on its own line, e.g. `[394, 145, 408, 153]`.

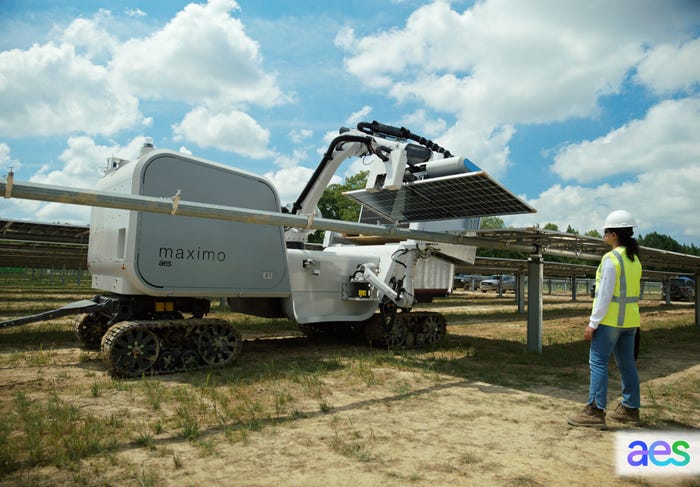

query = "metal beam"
[696, 273, 700, 329]
[516, 271, 525, 314]
[527, 253, 543, 353]
[1, 178, 511, 253]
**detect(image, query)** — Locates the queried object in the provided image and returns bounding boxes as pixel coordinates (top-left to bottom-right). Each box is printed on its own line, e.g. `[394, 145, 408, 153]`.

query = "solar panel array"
[0, 219, 698, 274]
[345, 171, 536, 223]
[0, 219, 89, 269]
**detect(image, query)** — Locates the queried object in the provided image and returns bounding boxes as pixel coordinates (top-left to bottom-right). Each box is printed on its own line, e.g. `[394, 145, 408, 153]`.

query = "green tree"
[479, 216, 505, 229]
[586, 229, 602, 238]
[476, 216, 527, 259]
[308, 171, 368, 243]
[565, 224, 579, 234]
[543, 223, 559, 231]
[638, 231, 684, 253]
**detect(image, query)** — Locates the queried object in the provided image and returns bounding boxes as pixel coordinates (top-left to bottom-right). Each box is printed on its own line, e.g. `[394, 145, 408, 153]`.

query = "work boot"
[568, 402, 607, 429]
[608, 402, 641, 426]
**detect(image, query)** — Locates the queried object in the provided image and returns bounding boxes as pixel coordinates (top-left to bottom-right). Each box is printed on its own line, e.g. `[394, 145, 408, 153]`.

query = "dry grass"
[0, 277, 698, 485]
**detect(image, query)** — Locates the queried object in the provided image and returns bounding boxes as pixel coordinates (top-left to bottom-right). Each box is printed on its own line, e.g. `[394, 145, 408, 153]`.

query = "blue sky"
[1, 0, 699, 244]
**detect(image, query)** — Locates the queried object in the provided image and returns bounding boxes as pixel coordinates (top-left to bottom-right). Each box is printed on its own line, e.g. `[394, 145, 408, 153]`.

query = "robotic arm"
[290, 131, 377, 217]
[286, 122, 455, 244]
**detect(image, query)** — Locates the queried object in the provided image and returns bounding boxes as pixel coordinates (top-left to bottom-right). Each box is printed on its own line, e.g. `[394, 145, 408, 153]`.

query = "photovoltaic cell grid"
[345, 171, 536, 223]
[358, 206, 405, 226]
[0, 219, 89, 268]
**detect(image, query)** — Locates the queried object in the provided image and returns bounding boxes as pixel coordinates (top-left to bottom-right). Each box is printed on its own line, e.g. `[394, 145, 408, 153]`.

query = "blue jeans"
[588, 325, 640, 410]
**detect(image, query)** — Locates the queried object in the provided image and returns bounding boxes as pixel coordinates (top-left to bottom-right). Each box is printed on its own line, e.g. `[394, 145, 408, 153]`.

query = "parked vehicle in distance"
[662, 277, 695, 302]
[480, 275, 516, 293]
[453, 274, 487, 290]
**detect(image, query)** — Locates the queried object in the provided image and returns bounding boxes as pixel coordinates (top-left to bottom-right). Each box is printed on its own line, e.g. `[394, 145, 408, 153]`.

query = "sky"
[0, 0, 699, 244]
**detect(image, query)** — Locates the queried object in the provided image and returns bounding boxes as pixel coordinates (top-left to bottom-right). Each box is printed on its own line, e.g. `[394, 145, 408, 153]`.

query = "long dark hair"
[613, 227, 639, 262]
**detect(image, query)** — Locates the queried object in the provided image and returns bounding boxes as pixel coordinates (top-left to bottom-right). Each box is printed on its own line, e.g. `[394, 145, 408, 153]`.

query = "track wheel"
[380, 301, 405, 348]
[384, 317, 406, 349]
[157, 351, 181, 373]
[197, 321, 242, 366]
[102, 323, 160, 377]
[423, 314, 446, 344]
[414, 317, 428, 346]
[380, 299, 397, 328]
[75, 313, 109, 350]
[182, 350, 200, 370]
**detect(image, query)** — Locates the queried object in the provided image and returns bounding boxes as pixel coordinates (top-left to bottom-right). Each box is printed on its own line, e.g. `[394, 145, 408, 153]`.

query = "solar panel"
[344, 171, 536, 223]
[358, 206, 405, 226]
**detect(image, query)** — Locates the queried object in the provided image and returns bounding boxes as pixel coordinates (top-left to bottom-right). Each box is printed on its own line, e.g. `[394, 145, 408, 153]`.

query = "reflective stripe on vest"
[595, 247, 642, 328]
[609, 250, 639, 326]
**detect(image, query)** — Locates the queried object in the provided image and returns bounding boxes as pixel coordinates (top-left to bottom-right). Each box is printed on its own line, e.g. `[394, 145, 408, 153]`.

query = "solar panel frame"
[344, 171, 536, 223]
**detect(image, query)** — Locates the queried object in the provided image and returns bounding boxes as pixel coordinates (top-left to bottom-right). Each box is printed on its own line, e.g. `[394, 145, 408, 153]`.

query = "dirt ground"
[1, 293, 699, 486]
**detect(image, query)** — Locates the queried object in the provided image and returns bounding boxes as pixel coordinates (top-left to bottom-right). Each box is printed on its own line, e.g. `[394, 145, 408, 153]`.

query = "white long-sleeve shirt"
[588, 257, 617, 330]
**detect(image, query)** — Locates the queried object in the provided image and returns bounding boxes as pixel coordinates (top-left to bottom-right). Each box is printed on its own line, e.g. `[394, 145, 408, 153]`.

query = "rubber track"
[101, 318, 242, 377]
[364, 311, 447, 349]
[75, 313, 110, 350]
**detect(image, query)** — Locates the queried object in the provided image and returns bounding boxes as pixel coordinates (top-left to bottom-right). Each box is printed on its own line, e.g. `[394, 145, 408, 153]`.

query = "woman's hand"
[584, 326, 595, 341]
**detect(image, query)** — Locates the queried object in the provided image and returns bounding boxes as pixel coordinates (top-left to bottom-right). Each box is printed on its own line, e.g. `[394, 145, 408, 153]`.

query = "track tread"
[101, 318, 241, 377]
[364, 311, 446, 349]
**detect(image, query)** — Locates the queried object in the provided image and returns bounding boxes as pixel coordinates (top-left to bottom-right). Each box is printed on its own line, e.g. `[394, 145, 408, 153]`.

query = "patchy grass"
[0, 282, 697, 484]
[0, 391, 123, 474]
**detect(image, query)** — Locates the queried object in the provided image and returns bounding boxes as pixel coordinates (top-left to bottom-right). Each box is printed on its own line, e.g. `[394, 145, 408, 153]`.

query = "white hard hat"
[603, 210, 636, 229]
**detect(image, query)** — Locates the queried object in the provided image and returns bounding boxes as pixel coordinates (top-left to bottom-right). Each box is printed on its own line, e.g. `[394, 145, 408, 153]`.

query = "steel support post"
[516, 271, 526, 314]
[527, 253, 543, 353]
[696, 273, 699, 328]
[571, 276, 577, 302]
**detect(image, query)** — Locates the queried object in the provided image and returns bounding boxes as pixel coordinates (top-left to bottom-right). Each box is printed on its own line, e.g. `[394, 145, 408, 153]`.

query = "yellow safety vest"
[594, 246, 642, 328]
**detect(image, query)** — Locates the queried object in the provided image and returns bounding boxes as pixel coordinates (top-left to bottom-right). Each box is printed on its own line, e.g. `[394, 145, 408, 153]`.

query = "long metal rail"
[0, 175, 601, 261]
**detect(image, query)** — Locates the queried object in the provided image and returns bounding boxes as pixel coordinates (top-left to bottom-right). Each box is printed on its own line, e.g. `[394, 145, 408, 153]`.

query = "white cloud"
[514, 164, 700, 240]
[110, 0, 284, 107]
[0, 143, 20, 171]
[24, 135, 147, 223]
[334, 26, 355, 51]
[289, 129, 313, 144]
[439, 121, 515, 177]
[60, 9, 118, 61]
[340, 1, 668, 124]
[274, 149, 308, 169]
[635, 37, 700, 94]
[339, 0, 700, 178]
[513, 97, 700, 240]
[0, 1, 286, 141]
[0, 42, 141, 137]
[30, 135, 144, 187]
[172, 106, 272, 159]
[264, 166, 341, 208]
[512, 183, 620, 235]
[345, 106, 372, 126]
[125, 8, 147, 18]
[400, 109, 446, 138]
[551, 97, 700, 183]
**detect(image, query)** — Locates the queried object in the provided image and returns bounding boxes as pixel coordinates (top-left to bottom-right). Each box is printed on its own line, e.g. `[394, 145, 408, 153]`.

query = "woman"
[568, 210, 642, 429]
